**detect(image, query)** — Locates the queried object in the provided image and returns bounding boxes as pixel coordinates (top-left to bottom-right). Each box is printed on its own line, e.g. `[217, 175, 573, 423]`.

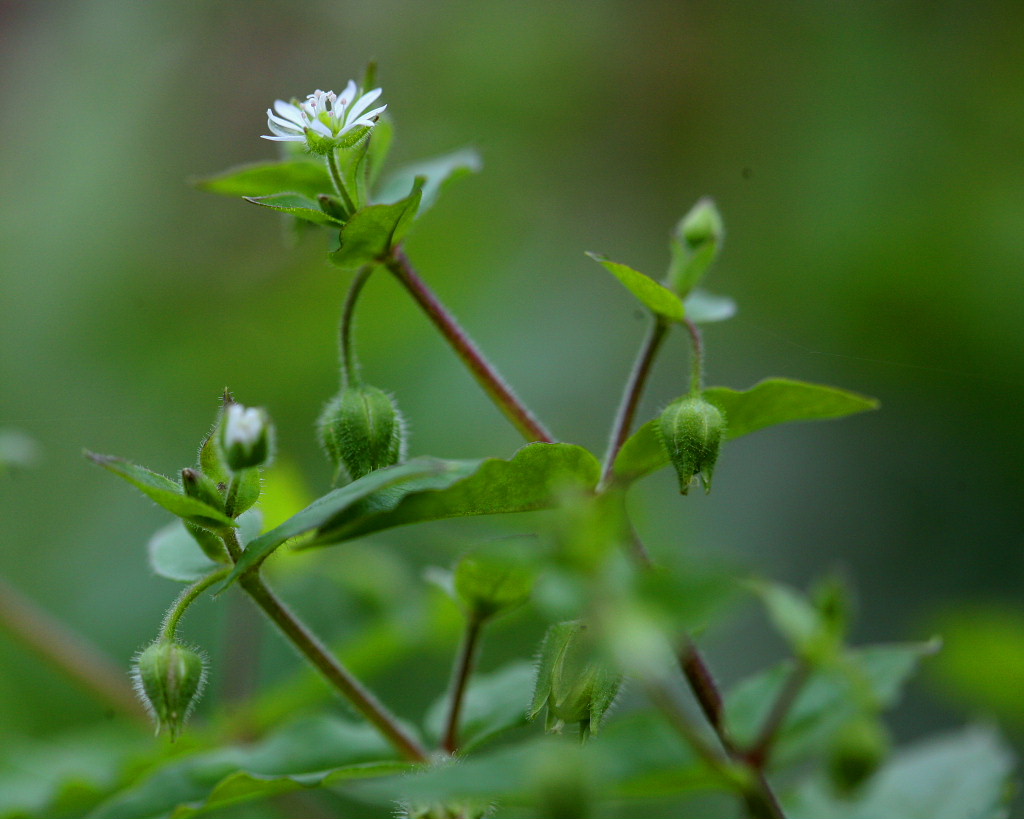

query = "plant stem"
[684, 317, 704, 395]
[746, 658, 811, 768]
[0, 575, 149, 724]
[441, 613, 485, 754]
[326, 150, 357, 216]
[600, 316, 669, 486]
[221, 529, 428, 762]
[339, 265, 375, 387]
[645, 678, 734, 776]
[160, 568, 231, 642]
[385, 247, 554, 444]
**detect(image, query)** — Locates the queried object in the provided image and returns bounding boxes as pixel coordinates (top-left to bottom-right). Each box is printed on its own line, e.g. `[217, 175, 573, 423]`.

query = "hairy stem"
[601, 316, 670, 486]
[684, 316, 704, 395]
[160, 568, 231, 642]
[339, 265, 375, 387]
[385, 247, 554, 444]
[441, 614, 484, 754]
[326, 150, 357, 216]
[221, 529, 427, 762]
[0, 575, 149, 723]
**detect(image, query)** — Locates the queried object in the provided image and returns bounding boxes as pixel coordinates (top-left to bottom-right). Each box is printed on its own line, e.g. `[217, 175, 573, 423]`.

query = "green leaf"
[86, 452, 236, 529]
[726, 642, 939, 767]
[221, 456, 469, 589]
[611, 378, 879, 484]
[749, 579, 836, 661]
[704, 378, 880, 440]
[684, 289, 737, 323]
[148, 511, 262, 582]
[243, 193, 345, 227]
[424, 661, 535, 751]
[365, 116, 393, 188]
[376, 147, 482, 214]
[192, 159, 332, 199]
[85, 715, 410, 819]
[585, 252, 686, 322]
[328, 181, 423, 271]
[786, 727, 1014, 819]
[307, 442, 601, 548]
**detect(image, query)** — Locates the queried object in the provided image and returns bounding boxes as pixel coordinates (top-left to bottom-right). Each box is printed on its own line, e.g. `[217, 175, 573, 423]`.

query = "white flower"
[262, 81, 386, 147]
[223, 404, 264, 448]
[220, 403, 273, 470]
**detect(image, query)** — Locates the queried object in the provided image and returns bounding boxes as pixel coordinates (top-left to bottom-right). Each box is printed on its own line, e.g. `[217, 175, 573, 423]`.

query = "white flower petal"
[308, 118, 333, 137]
[267, 111, 304, 133]
[337, 80, 358, 108]
[261, 134, 305, 142]
[349, 103, 387, 127]
[344, 88, 383, 123]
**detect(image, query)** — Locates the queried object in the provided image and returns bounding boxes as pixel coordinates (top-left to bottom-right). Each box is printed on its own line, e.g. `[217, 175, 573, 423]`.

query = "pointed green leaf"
[684, 289, 737, 323]
[726, 642, 940, 767]
[786, 727, 1013, 819]
[424, 661, 535, 752]
[611, 379, 879, 485]
[376, 147, 482, 214]
[221, 456, 469, 589]
[329, 182, 423, 271]
[307, 442, 601, 548]
[86, 452, 236, 529]
[585, 252, 685, 322]
[243, 193, 345, 227]
[148, 511, 262, 582]
[704, 378, 880, 440]
[192, 159, 332, 199]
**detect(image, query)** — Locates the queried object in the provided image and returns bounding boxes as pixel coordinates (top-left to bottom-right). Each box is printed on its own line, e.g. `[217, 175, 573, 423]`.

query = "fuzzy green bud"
[318, 384, 405, 485]
[529, 621, 621, 741]
[219, 404, 273, 472]
[666, 197, 724, 297]
[180, 468, 224, 512]
[131, 640, 207, 741]
[827, 716, 890, 795]
[658, 396, 725, 495]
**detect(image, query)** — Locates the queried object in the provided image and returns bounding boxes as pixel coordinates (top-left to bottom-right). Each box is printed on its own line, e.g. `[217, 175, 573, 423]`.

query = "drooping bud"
[131, 640, 208, 741]
[529, 621, 622, 741]
[219, 403, 273, 472]
[658, 396, 725, 495]
[666, 197, 724, 298]
[317, 384, 405, 485]
[827, 716, 890, 795]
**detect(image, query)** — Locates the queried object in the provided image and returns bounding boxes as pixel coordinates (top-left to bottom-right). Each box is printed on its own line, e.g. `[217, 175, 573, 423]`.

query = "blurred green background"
[2, 0, 1022, 804]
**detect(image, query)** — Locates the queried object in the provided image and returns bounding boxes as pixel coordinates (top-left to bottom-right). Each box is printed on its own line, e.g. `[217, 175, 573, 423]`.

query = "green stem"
[0, 575, 149, 724]
[160, 568, 231, 642]
[441, 613, 485, 754]
[339, 265, 374, 388]
[600, 316, 669, 486]
[385, 247, 555, 444]
[326, 150, 357, 216]
[745, 658, 811, 768]
[684, 316, 704, 395]
[221, 529, 428, 762]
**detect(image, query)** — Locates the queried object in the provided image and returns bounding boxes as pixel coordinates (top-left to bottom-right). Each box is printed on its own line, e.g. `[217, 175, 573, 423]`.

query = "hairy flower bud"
[666, 198, 725, 297]
[658, 397, 725, 495]
[827, 716, 890, 795]
[220, 404, 273, 471]
[180, 468, 224, 512]
[529, 621, 621, 741]
[131, 640, 207, 741]
[317, 384, 405, 485]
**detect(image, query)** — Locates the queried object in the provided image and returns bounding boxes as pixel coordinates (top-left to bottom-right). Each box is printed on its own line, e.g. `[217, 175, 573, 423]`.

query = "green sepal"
[328, 180, 423, 272]
[131, 640, 207, 741]
[192, 158, 332, 199]
[229, 467, 262, 517]
[666, 197, 724, 298]
[317, 194, 349, 221]
[366, 116, 393, 188]
[86, 452, 236, 529]
[198, 426, 230, 486]
[453, 540, 538, 620]
[180, 468, 224, 512]
[318, 384, 404, 486]
[375, 148, 482, 215]
[657, 396, 725, 495]
[585, 252, 685, 322]
[243, 193, 346, 227]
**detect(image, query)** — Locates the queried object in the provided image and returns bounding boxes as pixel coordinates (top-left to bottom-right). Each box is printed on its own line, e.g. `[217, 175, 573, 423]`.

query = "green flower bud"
[454, 543, 537, 621]
[529, 621, 621, 741]
[398, 797, 494, 819]
[131, 640, 207, 741]
[658, 396, 725, 495]
[827, 716, 890, 795]
[180, 468, 224, 512]
[219, 403, 274, 472]
[318, 384, 405, 485]
[666, 197, 724, 297]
